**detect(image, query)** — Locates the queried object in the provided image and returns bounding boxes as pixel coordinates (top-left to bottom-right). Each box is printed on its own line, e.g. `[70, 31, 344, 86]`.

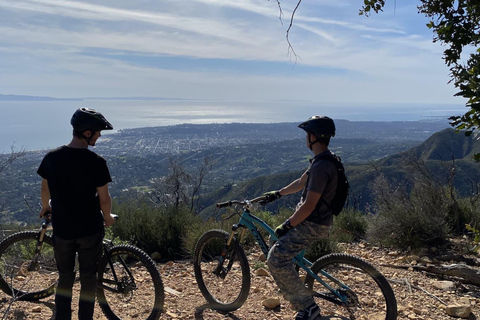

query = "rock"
[420, 256, 433, 264]
[407, 255, 420, 262]
[446, 304, 472, 318]
[256, 268, 270, 276]
[412, 307, 422, 315]
[32, 306, 42, 313]
[432, 280, 456, 291]
[151, 251, 161, 261]
[262, 298, 280, 309]
[397, 305, 407, 314]
[165, 311, 178, 318]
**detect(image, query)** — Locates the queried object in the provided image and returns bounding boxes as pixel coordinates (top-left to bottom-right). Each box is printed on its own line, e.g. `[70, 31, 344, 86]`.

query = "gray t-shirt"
[299, 150, 338, 226]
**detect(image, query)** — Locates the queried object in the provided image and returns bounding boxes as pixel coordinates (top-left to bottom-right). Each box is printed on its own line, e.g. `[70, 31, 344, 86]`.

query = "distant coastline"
[0, 93, 188, 102]
[0, 98, 465, 153]
[0, 94, 82, 102]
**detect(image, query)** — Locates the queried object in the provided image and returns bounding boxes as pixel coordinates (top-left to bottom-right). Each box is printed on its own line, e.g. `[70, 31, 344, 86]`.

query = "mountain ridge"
[202, 128, 480, 216]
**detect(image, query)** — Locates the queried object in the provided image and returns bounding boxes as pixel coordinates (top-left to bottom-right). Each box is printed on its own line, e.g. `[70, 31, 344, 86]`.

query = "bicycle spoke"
[97, 245, 163, 320]
[201, 248, 242, 303]
[0, 232, 57, 299]
[194, 230, 250, 311]
[307, 254, 396, 320]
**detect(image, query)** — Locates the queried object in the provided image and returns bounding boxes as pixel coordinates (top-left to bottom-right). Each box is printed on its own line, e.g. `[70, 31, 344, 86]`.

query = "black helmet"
[71, 108, 113, 132]
[298, 115, 335, 138]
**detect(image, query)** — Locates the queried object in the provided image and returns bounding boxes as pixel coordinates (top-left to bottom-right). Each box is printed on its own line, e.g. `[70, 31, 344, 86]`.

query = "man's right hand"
[39, 207, 51, 218]
[263, 190, 282, 202]
[104, 213, 116, 227]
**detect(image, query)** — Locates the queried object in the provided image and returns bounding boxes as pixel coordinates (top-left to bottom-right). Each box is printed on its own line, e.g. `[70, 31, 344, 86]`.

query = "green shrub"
[305, 237, 337, 261]
[331, 208, 367, 243]
[452, 197, 480, 233]
[182, 217, 223, 256]
[112, 199, 204, 259]
[367, 174, 450, 249]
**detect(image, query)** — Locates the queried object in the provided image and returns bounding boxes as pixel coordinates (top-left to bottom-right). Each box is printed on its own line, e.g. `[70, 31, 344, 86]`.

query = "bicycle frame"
[98, 240, 138, 294]
[227, 205, 352, 305]
[32, 217, 135, 295]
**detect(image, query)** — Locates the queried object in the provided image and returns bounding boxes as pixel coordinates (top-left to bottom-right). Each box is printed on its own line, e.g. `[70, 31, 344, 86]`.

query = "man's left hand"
[274, 220, 292, 238]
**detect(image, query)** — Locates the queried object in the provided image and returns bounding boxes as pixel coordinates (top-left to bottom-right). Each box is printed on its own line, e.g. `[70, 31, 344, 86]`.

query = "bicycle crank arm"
[312, 291, 347, 306]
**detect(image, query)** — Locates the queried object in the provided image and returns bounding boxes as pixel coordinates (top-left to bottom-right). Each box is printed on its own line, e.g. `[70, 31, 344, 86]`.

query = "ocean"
[0, 99, 466, 153]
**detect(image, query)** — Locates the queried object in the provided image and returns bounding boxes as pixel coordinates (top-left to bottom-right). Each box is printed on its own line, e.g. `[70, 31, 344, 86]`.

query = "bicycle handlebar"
[216, 196, 268, 208]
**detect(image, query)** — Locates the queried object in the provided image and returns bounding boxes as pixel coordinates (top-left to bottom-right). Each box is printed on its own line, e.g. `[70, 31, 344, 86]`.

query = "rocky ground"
[1, 238, 479, 320]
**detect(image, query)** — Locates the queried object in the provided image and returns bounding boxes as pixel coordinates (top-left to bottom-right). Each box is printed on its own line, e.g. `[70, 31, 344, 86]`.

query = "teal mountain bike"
[193, 196, 397, 320]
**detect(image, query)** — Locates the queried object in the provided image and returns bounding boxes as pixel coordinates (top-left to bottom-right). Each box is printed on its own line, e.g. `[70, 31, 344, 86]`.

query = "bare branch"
[274, 0, 284, 24]
[0, 145, 25, 174]
[272, 0, 302, 62]
[285, 0, 302, 62]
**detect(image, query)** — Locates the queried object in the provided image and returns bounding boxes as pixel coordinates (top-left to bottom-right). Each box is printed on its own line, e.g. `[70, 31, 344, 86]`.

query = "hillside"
[202, 128, 480, 216]
[379, 128, 480, 164]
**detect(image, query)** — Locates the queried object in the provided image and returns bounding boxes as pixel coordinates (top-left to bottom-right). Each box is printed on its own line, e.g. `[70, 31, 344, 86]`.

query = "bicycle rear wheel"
[193, 229, 250, 312]
[0, 231, 57, 300]
[97, 244, 164, 320]
[305, 253, 397, 320]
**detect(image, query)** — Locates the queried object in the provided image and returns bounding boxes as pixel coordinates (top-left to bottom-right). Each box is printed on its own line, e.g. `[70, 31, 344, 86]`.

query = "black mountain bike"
[194, 196, 397, 320]
[0, 215, 164, 320]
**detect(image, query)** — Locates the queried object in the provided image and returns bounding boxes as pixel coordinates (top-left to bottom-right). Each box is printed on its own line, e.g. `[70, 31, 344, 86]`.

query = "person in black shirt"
[37, 108, 116, 320]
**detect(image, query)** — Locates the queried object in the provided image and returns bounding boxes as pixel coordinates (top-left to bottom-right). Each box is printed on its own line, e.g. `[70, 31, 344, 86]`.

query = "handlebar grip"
[216, 201, 231, 208]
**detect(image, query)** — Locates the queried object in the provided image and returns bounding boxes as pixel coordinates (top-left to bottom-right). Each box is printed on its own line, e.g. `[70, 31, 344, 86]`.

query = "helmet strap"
[79, 130, 93, 145]
[308, 133, 318, 150]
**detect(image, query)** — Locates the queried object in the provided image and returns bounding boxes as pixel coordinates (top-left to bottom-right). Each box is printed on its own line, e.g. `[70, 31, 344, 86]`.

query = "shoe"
[295, 303, 320, 320]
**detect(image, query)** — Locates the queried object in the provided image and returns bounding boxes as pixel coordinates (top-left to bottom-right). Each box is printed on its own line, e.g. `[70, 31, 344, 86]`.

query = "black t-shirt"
[37, 146, 112, 240]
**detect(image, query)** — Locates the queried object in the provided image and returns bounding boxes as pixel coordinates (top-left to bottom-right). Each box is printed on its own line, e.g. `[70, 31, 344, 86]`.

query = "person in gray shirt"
[264, 116, 338, 320]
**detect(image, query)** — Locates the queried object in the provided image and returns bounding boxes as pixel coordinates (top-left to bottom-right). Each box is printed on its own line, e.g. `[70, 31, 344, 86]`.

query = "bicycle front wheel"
[0, 231, 57, 300]
[97, 244, 164, 320]
[193, 229, 250, 312]
[305, 253, 397, 320]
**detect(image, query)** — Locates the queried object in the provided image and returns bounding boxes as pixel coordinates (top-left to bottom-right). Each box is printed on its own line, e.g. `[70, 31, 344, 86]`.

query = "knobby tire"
[305, 253, 397, 320]
[97, 244, 164, 320]
[193, 229, 250, 312]
[0, 231, 57, 300]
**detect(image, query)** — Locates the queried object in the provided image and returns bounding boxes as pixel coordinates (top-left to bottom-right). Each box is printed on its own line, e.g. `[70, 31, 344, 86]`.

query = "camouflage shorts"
[267, 220, 330, 311]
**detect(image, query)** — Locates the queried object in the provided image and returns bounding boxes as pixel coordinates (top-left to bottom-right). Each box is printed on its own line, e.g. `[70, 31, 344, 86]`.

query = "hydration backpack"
[319, 153, 349, 216]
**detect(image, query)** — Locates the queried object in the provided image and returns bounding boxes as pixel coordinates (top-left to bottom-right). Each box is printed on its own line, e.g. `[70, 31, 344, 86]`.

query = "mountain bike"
[193, 196, 397, 320]
[0, 214, 164, 320]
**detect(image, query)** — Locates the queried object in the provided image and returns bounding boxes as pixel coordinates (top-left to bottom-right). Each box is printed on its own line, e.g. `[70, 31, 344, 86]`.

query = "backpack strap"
[304, 152, 338, 223]
[316, 153, 338, 209]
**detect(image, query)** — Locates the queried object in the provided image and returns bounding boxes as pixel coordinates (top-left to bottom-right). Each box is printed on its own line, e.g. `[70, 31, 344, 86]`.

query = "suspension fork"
[35, 219, 50, 250]
[27, 220, 50, 271]
[213, 224, 246, 278]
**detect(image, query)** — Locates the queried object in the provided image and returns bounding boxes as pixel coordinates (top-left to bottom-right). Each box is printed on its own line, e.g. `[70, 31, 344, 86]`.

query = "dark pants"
[53, 232, 103, 320]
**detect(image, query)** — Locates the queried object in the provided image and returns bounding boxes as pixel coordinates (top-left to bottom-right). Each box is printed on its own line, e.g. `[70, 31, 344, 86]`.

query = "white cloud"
[0, 0, 460, 105]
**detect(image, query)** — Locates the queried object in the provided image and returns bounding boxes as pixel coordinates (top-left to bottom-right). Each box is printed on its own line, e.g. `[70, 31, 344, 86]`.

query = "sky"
[0, 0, 464, 106]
